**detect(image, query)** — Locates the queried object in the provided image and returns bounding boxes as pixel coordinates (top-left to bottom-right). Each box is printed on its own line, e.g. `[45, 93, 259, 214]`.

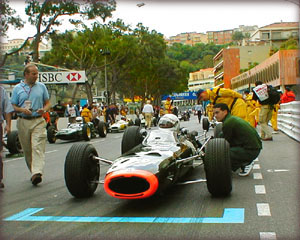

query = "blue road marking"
[4, 208, 244, 223]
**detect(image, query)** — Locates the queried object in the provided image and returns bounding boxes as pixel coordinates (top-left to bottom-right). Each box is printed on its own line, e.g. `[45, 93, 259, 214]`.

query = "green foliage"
[280, 37, 299, 50]
[0, 0, 24, 37]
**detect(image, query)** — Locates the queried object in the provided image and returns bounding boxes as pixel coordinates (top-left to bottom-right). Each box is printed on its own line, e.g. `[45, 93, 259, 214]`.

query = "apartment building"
[213, 46, 270, 88]
[249, 22, 299, 48]
[188, 68, 214, 91]
[0, 38, 52, 57]
[165, 32, 207, 46]
[231, 49, 299, 92]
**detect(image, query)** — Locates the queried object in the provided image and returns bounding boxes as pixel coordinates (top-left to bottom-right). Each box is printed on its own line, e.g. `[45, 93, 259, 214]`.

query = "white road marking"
[254, 158, 259, 162]
[253, 172, 263, 179]
[91, 139, 106, 143]
[253, 164, 260, 169]
[267, 169, 289, 173]
[255, 185, 266, 194]
[260, 232, 277, 239]
[257, 203, 271, 216]
[4, 150, 58, 163]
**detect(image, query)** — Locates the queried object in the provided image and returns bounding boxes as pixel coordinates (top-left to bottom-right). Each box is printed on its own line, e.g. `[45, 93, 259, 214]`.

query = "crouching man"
[213, 103, 262, 176]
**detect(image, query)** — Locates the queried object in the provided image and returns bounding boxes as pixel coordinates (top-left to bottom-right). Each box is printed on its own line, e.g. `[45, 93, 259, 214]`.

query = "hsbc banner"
[38, 71, 86, 84]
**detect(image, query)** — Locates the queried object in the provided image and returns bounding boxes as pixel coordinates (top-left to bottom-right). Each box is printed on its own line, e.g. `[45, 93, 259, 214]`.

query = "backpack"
[266, 85, 281, 105]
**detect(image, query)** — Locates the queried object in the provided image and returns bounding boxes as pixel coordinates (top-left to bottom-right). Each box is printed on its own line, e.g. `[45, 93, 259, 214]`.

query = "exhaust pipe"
[104, 170, 159, 199]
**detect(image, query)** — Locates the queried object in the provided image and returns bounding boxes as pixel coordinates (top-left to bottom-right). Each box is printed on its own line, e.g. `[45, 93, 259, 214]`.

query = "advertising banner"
[38, 71, 86, 84]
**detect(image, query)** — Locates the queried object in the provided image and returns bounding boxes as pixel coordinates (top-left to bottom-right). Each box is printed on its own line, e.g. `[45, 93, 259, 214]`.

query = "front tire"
[204, 138, 232, 197]
[64, 143, 100, 198]
[202, 117, 210, 131]
[121, 126, 143, 154]
[214, 122, 223, 138]
[47, 125, 57, 143]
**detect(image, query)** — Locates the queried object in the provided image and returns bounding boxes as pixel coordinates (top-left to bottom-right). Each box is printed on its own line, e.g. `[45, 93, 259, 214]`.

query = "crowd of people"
[0, 62, 297, 189]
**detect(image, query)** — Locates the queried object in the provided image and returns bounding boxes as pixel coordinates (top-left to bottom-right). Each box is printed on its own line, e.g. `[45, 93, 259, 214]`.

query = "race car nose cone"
[104, 170, 159, 199]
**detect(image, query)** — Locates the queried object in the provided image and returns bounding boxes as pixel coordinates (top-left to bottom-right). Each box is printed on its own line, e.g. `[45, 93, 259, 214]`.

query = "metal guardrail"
[277, 101, 300, 142]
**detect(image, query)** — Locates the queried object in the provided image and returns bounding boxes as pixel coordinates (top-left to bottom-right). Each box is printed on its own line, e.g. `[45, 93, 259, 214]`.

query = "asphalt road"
[1, 115, 299, 240]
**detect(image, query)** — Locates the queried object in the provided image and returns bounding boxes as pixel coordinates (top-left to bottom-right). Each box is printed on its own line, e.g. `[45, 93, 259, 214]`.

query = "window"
[261, 32, 270, 40]
[272, 32, 281, 40]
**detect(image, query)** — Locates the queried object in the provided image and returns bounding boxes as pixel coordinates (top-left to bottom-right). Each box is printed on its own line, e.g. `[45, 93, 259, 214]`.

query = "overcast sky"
[4, 0, 299, 42]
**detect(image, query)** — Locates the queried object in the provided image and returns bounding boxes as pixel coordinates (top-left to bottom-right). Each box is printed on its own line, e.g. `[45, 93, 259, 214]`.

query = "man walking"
[11, 64, 51, 185]
[0, 86, 14, 188]
[142, 100, 154, 129]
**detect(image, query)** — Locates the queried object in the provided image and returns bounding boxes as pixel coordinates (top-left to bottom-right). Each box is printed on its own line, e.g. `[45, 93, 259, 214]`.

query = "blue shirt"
[0, 86, 14, 123]
[11, 81, 49, 117]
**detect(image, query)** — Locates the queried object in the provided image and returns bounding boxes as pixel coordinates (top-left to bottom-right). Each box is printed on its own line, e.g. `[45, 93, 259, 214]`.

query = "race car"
[108, 118, 134, 133]
[64, 114, 232, 199]
[47, 117, 107, 143]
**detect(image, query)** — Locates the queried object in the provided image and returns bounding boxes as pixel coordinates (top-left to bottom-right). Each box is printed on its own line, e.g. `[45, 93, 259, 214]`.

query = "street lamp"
[100, 47, 111, 104]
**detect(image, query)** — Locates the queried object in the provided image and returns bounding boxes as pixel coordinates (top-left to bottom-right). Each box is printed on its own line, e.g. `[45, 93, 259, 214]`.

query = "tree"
[25, 0, 116, 62]
[232, 31, 244, 45]
[0, 0, 24, 37]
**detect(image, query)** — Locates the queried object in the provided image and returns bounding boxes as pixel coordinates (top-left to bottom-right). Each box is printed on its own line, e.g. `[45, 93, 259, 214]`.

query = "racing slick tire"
[204, 138, 232, 197]
[121, 126, 143, 154]
[47, 125, 57, 143]
[97, 121, 107, 138]
[213, 122, 223, 138]
[202, 117, 210, 131]
[82, 124, 91, 141]
[64, 143, 100, 198]
[7, 130, 22, 154]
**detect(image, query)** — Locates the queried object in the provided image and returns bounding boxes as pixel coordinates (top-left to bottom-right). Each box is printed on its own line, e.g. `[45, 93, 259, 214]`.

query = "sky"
[3, 0, 300, 42]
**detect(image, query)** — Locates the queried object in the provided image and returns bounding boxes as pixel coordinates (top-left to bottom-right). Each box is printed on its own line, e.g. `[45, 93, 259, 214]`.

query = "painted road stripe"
[260, 232, 277, 239]
[255, 185, 266, 194]
[253, 173, 263, 179]
[257, 203, 271, 216]
[253, 164, 260, 170]
[4, 150, 58, 163]
[4, 208, 244, 224]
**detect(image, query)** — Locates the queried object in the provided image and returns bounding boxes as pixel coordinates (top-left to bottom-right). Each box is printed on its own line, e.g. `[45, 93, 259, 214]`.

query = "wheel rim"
[87, 153, 99, 185]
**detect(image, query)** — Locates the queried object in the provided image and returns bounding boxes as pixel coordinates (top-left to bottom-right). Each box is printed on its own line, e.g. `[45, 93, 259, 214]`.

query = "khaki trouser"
[144, 113, 152, 128]
[259, 105, 273, 139]
[17, 117, 47, 177]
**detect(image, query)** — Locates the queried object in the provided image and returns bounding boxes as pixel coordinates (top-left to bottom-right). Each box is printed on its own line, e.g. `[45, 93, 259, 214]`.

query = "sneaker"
[31, 173, 42, 185]
[238, 162, 254, 177]
[261, 137, 273, 141]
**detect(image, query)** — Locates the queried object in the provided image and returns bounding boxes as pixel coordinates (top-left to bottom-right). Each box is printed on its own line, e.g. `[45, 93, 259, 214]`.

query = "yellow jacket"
[207, 87, 247, 120]
[81, 108, 92, 123]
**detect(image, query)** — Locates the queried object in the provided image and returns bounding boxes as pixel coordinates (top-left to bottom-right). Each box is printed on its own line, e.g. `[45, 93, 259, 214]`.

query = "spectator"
[194, 104, 204, 123]
[49, 107, 59, 130]
[142, 100, 154, 129]
[81, 105, 92, 123]
[65, 100, 80, 123]
[11, 63, 51, 186]
[53, 100, 66, 117]
[213, 103, 262, 176]
[0, 86, 14, 188]
[197, 86, 247, 120]
[244, 90, 257, 128]
[75, 100, 81, 113]
[252, 81, 274, 141]
[280, 86, 296, 103]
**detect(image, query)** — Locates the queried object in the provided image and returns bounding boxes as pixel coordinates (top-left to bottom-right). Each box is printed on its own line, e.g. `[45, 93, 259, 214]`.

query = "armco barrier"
[277, 101, 300, 142]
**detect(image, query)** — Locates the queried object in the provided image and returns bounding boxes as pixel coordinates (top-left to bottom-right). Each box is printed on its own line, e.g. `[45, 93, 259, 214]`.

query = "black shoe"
[0, 182, 4, 189]
[31, 174, 42, 185]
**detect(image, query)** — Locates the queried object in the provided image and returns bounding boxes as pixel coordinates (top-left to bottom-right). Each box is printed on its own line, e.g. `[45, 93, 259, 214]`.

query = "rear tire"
[204, 138, 232, 197]
[134, 118, 141, 126]
[64, 143, 100, 198]
[82, 124, 91, 141]
[121, 126, 143, 154]
[7, 130, 22, 154]
[214, 122, 223, 138]
[202, 117, 210, 131]
[47, 125, 56, 143]
[97, 121, 107, 138]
